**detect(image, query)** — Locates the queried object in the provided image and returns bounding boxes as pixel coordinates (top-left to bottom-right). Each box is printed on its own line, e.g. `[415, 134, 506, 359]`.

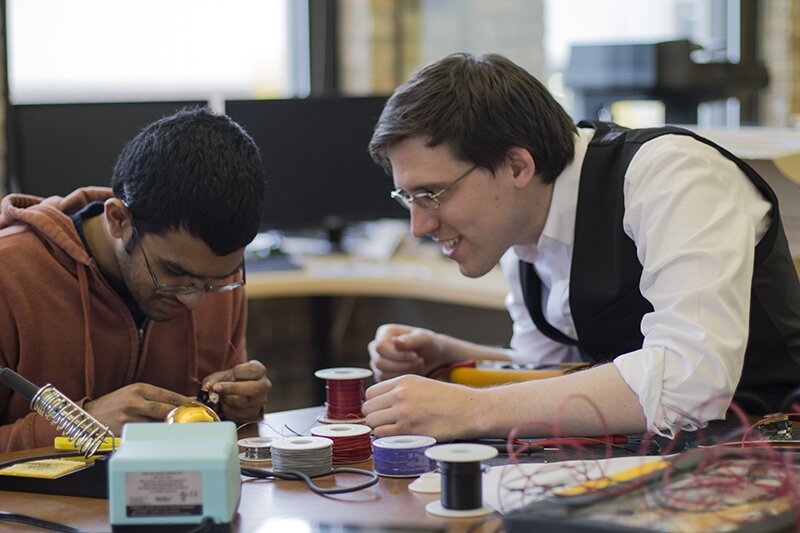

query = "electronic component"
[108, 422, 240, 528]
[503, 448, 799, 532]
[758, 413, 794, 441]
[165, 389, 221, 423]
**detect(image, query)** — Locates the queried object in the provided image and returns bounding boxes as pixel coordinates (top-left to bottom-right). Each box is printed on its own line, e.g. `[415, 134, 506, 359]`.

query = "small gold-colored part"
[165, 400, 221, 423]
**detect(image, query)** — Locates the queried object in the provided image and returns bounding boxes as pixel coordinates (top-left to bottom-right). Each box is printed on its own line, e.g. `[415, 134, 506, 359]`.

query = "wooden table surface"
[0, 407, 502, 532]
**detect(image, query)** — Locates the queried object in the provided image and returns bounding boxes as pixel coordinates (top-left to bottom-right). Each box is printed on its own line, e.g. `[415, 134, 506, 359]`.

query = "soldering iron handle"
[0, 367, 40, 400]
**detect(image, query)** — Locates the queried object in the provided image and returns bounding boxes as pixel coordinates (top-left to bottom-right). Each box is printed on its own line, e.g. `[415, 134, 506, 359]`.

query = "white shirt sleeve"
[614, 134, 771, 437]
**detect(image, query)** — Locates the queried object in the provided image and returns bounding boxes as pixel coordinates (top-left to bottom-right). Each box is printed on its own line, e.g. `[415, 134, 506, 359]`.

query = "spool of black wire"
[440, 461, 482, 509]
[424, 443, 497, 517]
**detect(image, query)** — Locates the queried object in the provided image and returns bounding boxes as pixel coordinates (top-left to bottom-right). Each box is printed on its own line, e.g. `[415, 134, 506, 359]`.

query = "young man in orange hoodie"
[0, 107, 271, 452]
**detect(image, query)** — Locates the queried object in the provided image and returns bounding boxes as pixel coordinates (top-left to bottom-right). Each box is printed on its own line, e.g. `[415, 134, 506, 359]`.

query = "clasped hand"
[367, 323, 447, 380]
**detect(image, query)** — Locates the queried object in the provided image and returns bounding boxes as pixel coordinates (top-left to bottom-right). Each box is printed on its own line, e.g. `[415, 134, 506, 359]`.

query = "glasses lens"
[154, 285, 204, 296]
[206, 281, 245, 293]
[412, 194, 439, 210]
[154, 280, 243, 296]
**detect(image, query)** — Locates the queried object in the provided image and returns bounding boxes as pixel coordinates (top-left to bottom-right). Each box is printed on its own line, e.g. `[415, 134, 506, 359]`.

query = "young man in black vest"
[362, 53, 800, 441]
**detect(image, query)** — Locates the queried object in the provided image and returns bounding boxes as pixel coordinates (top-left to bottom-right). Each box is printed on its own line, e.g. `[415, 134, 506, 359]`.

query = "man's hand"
[203, 360, 271, 423]
[363, 374, 482, 441]
[368, 324, 448, 381]
[84, 383, 192, 435]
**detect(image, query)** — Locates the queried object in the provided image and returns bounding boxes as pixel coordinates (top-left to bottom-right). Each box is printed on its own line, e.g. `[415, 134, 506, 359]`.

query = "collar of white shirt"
[511, 128, 594, 264]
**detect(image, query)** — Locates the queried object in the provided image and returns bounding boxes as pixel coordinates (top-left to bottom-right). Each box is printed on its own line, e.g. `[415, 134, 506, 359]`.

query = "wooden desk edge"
[246, 254, 509, 311]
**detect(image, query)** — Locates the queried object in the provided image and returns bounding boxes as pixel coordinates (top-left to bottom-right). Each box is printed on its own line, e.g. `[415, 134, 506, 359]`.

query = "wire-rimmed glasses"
[122, 201, 246, 296]
[390, 164, 479, 210]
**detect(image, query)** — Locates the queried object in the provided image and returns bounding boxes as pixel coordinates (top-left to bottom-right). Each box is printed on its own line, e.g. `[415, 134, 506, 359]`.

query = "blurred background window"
[7, 0, 299, 104]
[4, 0, 797, 200]
[4, 0, 773, 128]
[338, 0, 755, 127]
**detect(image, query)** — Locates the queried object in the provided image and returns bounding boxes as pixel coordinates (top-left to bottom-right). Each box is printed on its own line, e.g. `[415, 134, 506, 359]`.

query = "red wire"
[311, 431, 372, 463]
[324, 379, 365, 420]
[491, 397, 800, 527]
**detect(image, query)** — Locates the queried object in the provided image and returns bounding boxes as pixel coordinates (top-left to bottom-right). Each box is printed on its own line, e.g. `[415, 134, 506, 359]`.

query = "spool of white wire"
[270, 436, 334, 478]
[238, 436, 274, 463]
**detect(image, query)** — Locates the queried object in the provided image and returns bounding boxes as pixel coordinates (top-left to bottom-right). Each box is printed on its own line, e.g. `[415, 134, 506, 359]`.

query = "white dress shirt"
[501, 128, 772, 437]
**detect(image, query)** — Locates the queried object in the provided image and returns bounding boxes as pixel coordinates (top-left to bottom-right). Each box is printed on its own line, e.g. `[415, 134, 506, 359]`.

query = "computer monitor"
[224, 96, 407, 240]
[6, 101, 207, 197]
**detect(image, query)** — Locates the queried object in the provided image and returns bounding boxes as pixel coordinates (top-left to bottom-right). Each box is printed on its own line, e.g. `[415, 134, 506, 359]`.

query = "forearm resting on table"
[471, 363, 647, 438]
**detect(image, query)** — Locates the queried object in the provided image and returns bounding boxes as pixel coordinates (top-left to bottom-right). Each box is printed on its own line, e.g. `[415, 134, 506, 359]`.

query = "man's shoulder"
[632, 130, 731, 159]
[627, 133, 742, 182]
[0, 224, 46, 253]
[0, 227, 64, 279]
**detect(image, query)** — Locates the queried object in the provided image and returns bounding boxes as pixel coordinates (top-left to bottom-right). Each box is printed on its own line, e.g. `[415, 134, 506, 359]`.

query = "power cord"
[240, 466, 379, 495]
[0, 511, 224, 533]
[0, 511, 82, 533]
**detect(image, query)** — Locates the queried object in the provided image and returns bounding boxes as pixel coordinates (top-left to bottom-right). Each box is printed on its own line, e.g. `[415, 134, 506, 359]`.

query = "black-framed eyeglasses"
[390, 164, 479, 210]
[122, 201, 246, 296]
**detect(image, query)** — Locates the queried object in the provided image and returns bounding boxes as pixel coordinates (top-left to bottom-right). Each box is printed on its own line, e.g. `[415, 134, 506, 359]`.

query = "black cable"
[183, 517, 219, 533]
[240, 466, 379, 495]
[0, 510, 222, 533]
[0, 511, 82, 533]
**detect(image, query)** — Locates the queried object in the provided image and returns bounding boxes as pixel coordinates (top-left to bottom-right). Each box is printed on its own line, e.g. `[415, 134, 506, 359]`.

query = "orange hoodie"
[0, 188, 248, 452]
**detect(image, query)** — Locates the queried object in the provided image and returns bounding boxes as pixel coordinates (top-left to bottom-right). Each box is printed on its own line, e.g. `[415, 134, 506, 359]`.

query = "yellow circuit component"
[557, 459, 670, 496]
[0, 458, 90, 479]
[449, 363, 589, 387]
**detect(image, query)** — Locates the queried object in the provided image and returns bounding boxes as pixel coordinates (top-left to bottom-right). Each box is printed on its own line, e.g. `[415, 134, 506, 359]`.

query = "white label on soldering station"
[125, 471, 203, 517]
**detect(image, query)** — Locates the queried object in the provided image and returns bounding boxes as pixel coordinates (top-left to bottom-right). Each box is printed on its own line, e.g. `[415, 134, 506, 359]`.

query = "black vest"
[520, 121, 800, 408]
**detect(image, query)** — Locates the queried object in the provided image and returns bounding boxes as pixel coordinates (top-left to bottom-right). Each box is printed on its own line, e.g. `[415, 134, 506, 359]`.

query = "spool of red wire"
[314, 367, 373, 422]
[311, 423, 372, 463]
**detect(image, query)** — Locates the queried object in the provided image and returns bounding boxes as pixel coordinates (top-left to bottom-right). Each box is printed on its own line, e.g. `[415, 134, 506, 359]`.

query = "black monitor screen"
[7, 101, 207, 197]
[224, 97, 407, 233]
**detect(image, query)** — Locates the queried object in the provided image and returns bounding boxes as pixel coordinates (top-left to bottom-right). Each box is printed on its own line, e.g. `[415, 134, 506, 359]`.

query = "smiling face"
[388, 137, 553, 278]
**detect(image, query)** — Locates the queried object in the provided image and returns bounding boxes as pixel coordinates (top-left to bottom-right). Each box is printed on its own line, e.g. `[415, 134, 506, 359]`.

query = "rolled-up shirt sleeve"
[615, 135, 771, 437]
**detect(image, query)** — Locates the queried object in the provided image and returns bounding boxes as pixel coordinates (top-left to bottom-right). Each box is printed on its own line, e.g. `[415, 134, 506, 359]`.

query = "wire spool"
[238, 436, 274, 464]
[270, 436, 334, 478]
[408, 472, 441, 493]
[372, 435, 437, 477]
[424, 443, 498, 518]
[311, 424, 372, 463]
[314, 367, 373, 423]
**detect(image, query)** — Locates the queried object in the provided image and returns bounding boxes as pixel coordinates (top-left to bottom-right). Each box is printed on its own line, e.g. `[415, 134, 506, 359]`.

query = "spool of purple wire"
[372, 435, 437, 477]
